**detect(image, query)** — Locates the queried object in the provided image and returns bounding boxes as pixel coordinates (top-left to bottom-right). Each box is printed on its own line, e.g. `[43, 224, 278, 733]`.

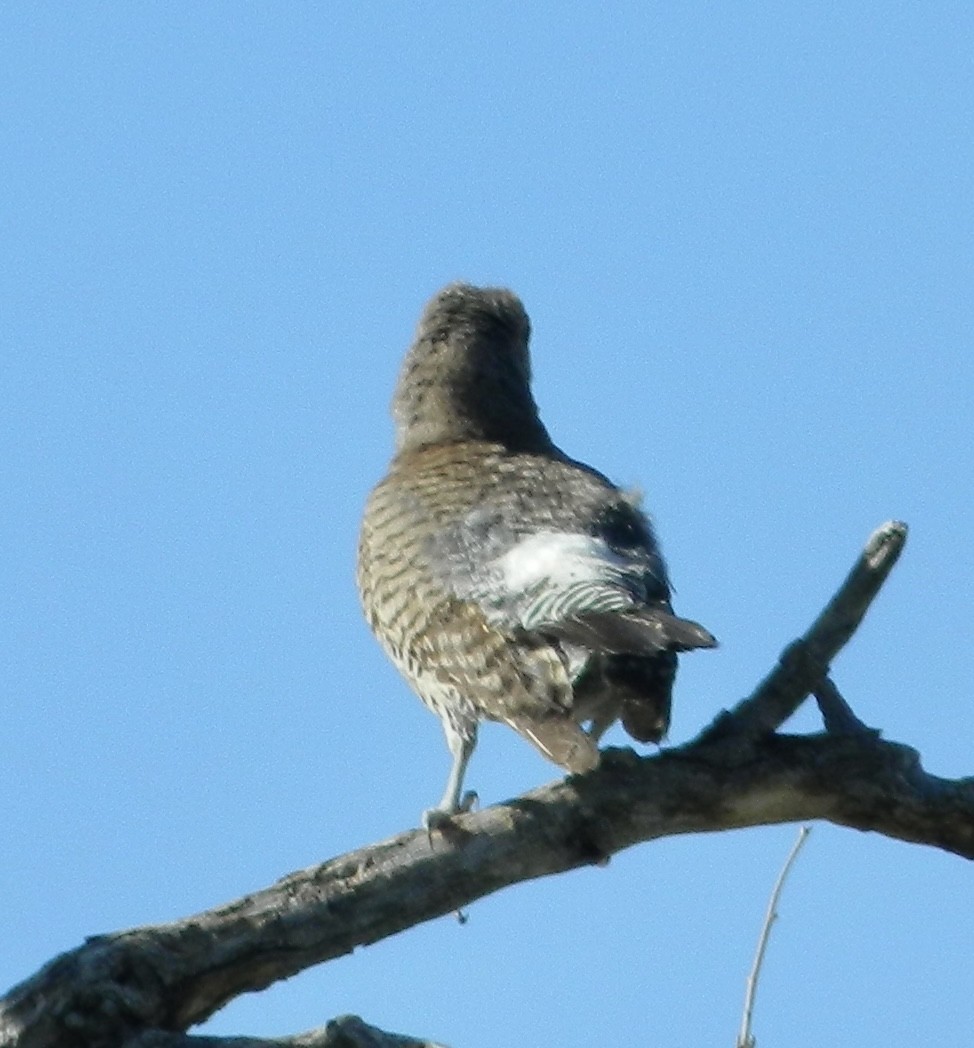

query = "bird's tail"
[503, 713, 600, 774]
[546, 608, 717, 656]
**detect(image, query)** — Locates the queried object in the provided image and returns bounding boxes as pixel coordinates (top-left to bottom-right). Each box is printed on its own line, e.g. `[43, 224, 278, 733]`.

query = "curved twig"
[737, 826, 812, 1048]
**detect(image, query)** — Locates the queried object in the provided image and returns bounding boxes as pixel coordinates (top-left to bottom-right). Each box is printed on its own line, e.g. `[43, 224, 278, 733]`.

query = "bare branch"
[127, 1014, 446, 1048]
[2, 519, 966, 1048]
[703, 520, 907, 740]
[3, 731, 971, 1048]
[737, 827, 812, 1048]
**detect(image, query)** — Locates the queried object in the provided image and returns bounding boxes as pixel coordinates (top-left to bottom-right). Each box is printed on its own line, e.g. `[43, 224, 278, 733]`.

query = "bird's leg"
[570, 664, 619, 745]
[586, 708, 617, 744]
[423, 720, 478, 829]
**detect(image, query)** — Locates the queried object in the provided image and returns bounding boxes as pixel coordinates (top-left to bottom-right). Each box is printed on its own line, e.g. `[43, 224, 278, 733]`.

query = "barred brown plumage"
[357, 283, 716, 826]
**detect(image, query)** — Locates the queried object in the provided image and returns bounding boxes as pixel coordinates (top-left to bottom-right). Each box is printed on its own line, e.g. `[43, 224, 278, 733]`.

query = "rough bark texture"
[129, 1015, 447, 1047]
[2, 522, 970, 1048]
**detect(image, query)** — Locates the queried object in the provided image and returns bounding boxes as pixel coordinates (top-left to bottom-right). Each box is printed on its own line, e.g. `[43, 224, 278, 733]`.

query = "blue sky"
[3, 4, 972, 1045]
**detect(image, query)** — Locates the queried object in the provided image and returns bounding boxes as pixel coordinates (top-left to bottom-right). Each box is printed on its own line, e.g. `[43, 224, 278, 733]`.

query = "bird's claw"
[422, 790, 479, 834]
[422, 807, 453, 832]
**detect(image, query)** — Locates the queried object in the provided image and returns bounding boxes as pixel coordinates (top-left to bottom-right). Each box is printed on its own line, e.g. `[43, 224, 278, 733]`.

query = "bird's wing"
[429, 505, 715, 655]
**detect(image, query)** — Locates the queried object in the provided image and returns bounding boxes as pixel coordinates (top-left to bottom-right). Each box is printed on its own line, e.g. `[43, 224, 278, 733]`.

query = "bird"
[357, 283, 716, 826]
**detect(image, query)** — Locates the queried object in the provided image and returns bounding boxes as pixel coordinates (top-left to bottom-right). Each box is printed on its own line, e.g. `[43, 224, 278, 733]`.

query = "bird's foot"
[422, 807, 452, 832]
[422, 790, 478, 832]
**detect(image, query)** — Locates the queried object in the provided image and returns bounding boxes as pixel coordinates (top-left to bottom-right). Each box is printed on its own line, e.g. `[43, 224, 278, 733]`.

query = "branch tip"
[864, 520, 907, 569]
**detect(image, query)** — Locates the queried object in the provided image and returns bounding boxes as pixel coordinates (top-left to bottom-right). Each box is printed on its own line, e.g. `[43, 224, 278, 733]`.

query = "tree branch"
[3, 520, 968, 1048]
[128, 1014, 446, 1048]
[4, 731, 971, 1048]
[703, 520, 907, 739]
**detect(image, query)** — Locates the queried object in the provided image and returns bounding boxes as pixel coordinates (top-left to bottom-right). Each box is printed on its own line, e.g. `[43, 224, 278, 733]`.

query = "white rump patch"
[496, 532, 627, 592]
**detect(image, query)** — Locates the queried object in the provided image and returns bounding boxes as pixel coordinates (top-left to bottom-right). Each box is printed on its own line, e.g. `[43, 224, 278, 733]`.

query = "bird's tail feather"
[545, 608, 716, 656]
[504, 714, 600, 774]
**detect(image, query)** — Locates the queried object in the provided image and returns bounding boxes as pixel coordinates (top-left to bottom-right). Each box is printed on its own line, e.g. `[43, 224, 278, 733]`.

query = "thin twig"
[737, 826, 812, 1048]
[813, 677, 879, 737]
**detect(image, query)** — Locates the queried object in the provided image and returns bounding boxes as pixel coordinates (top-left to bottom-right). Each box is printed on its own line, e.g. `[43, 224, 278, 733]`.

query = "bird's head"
[391, 283, 553, 453]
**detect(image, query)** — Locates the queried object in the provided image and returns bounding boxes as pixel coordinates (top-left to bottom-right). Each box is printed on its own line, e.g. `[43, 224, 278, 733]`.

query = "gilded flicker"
[357, 283, 716, 825]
